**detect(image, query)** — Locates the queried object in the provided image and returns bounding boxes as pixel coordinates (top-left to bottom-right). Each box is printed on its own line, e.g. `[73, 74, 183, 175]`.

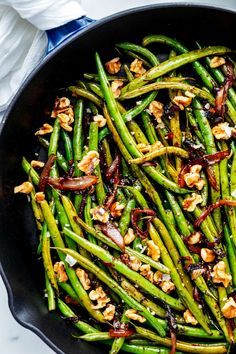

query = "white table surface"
[1, 0, 236, 353]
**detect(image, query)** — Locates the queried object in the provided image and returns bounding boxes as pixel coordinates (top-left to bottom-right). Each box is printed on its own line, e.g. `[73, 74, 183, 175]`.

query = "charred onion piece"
[108, 328, 135, 338]
[166, 305, 177, 354]
[46, 175, 98, 191]
[98, 221, 125, 251]
[39, 154, 57, 192]
[215, 60, 236, 117]
[106, 153, 121, 180]
[178, 150, 230, 188]
[131, 208, 156, 239]
[194, 200, 236, 227]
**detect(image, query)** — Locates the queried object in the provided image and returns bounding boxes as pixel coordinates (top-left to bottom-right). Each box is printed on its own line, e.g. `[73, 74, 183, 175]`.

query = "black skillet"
[0, 3, 236, 354]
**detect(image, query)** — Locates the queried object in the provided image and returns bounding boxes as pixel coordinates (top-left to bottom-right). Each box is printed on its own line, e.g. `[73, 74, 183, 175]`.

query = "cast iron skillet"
[1, 3, 236, 354]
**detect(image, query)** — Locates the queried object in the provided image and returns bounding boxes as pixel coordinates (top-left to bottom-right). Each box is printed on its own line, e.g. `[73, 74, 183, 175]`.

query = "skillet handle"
[46, 16, 95, 54]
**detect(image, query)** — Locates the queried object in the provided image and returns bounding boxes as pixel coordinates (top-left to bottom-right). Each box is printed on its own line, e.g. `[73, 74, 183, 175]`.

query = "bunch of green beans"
[17, 35, 236, 354]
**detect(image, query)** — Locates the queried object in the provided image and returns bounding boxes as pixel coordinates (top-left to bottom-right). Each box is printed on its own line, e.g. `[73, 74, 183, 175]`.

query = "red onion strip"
[109, 328, 135, 338]
[98, 222, 125, 251]
[194, 200, 236, 227]
[39, 154, 57, 192]
[46, 175, 98, 191]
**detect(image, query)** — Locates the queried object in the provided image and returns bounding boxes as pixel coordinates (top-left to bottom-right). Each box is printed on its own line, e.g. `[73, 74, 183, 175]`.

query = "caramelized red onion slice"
[108, 328, 135, 338]
[166, 305, 177, 354]
[106, 153, 121, 180]
[131, 208, 156, 239]
[46, 175, 98, 191]
[178, 150, 230, 188]
[98, 221, 125, 252]
[194, 200, 236, 228]
[39, 154, 57, 192]
[215, 60, 235, 117]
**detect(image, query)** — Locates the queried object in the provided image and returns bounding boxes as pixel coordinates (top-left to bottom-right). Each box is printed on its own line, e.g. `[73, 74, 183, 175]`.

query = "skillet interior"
[0, 4, 236, 354]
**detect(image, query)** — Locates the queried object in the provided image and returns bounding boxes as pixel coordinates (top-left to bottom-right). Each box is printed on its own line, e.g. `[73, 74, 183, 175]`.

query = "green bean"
[121, 45, 232, 93]
[110, 309, 128, 354]
[118, 198, 136, 236]
[119, 81, 215, 103]
[69, 86, 103, 108]
[58, 281, 78, 301]
[223, 224, 236, 288]
[73, 99, 84, 174]
[48, 118, 60, 156]
[22, 157, 40, 185]
[135, 326, 228, 354]
[116, 42, 159, 66]
[122, 92, 157, 122]
[55, 247, 167, 336]
[124, 64, 134, 82]
[84, 72, 127, 81]
[98, 127, 110, 142]
[102, 137, 113, 166]
[185, 108, 204, 144]
[61, 130, 73, 162]
[38, 137, 68, 172]
[141, 111, 158, 144]
[129, 146, 189, 164]
[121, 49, 152, 68]
[45, 273, 56, 311]
[88, 122, 106, 204]
[30, 183, 44, 229]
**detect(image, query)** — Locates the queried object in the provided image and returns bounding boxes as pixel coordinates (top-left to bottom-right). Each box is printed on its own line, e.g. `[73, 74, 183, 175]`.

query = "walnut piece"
[51, 97, 71, 118]
[14, 181, 33, 194]
[58, 108, 74, 132]
[221, 297, 236, 319]
[54, 261, 68, 283]
[124, 228, 136, 245]
[182, 193, 203, 212]
[129, 255, 142, 271]
[130, 59, 146, 77]
[191, 268, 205, 280]
[93, 114, 107, 128]
[149, 101, 164, 123]
[140, 264, 154, 283]
[89, 287, 110, 309]
[187, 231, 202, 245]
[78, 151, 100, 175]
[147, 240, 160, 261]
[110, 202, 125, 218]
[103, 304, 116, 321]
[183, 164, 205, 190]
[212, 122, 233, 140]
[105, 57, 121, 74]
[200, 248, 215, 263]
[125, 309, 146, 323]
[90, 205, 109, 223]
[160, 280, 175, 294]
[75, 268, 91, 290]
[34, 192, 45, 203]
[111, 80, 124, 98]
[183, 309, 198, 325]
[210, 56, 226, 68]
[137, 143, 151, 153]
[173, 95, 192, 110]
[30, 160, 45, 168]
[153, 271, 164, 284]
[35, 123, 53, 135]
[151, 141, 164, 151]
[211, 261, 232, 288]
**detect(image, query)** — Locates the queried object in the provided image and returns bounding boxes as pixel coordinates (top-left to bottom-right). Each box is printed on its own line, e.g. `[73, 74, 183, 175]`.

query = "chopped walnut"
[160, 280, 175, 294]
[147, 240, 161, 261]
[14, 181, 33, 194]
[54, 261, 68, 283]
[89, 287, 110, 309]
[78, 151, 100, 175]
[185, 90, 195, 98]
[183, 164, 205, 190]
[103, 304, 116, 321]
[34, 192, 45, 203]
[182, 193, 203, 212]
[130, 59, 146, 77]
[140, 264, 154, 283]
[110, 202, 125, 218]
[51, 97, 71, 118]
[187, 231, 202, 245]
[137, 143, 151, 153]
[124, 228, 136, 245]
[200, 248, 215, 263]
[111, 80, 124, 98]
[129, 256, 142, 271]
[30, 160, 45, 168]
[211, 261, 232, 288]
[125, 309, 146, 323]
[221, 297, 236, 319]
[153, 271, 163, 284]
[183, 309, 198, 325]
[58, 109, 74, 132]
[212, 122, 233, 140]
[191, 268, 205, 280]
[149, 101, 164, 123]
[93, 114, 107, 128]
[172, 95, 192, 110]
[35, 123, 53, 135]
[105, 57, 121, 74]
[90, 205, 109, 223]
[210, 56, 226, 68]
[75, 268, 91, 290]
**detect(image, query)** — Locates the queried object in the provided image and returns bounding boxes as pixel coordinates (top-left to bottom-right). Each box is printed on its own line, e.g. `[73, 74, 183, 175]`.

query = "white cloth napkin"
[0, 0, 85, 119]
